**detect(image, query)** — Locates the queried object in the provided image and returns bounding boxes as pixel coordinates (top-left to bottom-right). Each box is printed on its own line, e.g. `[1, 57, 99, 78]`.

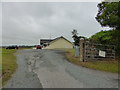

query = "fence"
[79, 38, 115, 62]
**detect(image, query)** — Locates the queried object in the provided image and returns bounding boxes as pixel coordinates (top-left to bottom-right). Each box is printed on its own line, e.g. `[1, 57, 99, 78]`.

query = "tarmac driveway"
[3, 49, 118, 88]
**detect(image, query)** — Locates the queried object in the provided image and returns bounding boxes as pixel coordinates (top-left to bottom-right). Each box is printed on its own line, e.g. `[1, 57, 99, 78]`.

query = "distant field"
[65, 49, 119, 73]
[1, 48, 17, 85]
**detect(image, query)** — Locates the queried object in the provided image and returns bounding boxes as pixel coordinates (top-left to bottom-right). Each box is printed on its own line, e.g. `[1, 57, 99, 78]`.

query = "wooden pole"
[80, 38, 85, 62]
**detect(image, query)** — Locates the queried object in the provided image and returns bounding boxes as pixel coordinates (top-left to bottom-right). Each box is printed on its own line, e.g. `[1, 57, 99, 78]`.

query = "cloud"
[2, 2, 103, 46]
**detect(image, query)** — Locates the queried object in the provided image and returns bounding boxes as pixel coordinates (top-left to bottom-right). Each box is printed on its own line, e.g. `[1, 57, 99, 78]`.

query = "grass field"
[0, 48, 17, 85]
[65, 49, 119, 73]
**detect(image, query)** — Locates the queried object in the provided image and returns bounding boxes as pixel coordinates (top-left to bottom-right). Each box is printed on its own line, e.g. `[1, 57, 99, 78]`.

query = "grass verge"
[65, 49, 119, 73]
[0, 48, 17, 85]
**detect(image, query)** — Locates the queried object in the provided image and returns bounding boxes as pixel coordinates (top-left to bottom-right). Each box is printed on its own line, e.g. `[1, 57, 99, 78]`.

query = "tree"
[96, 2, 120, 29]
[95, 1, 120, 55]
[72, 29, 86, 46]
[90, 30, 114, 44]
[72, 29, 79, 46]
[72, 29, 78, 36]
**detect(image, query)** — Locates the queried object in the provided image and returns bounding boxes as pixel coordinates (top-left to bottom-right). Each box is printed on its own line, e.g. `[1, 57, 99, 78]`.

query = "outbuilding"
[45, 36, 73, 49]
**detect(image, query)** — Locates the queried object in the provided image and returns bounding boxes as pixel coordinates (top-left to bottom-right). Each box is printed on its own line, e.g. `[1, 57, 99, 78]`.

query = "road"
[4, 49, 118, 88]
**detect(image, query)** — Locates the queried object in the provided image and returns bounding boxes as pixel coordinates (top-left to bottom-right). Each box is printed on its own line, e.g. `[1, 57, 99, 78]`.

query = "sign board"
[99, 50, 106, 57]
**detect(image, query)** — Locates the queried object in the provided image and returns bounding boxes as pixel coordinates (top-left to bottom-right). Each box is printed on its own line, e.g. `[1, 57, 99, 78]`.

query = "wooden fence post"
[80, 38, 85, 62]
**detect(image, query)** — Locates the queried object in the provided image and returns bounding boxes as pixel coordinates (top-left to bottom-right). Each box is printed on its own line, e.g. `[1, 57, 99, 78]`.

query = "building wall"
[45, 38, 73, 49]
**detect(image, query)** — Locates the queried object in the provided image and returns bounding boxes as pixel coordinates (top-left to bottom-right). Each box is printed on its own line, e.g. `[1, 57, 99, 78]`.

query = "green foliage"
[95, 1, 120, 55]
[71, 29, 79, 46]
[90, 30, 120, 55]
[71, 29, 86, 46]
[72, 35, 79, 46]
[96, 2, 120, 29]
[72, 29, 78, 36]
[90, 30, 114, 44]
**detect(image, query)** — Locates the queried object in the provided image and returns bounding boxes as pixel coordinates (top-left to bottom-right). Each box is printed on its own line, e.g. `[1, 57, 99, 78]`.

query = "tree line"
[72, 1, 120, 55]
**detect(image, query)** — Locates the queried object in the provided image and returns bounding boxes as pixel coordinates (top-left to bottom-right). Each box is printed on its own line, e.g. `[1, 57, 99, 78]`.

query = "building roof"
[40, 39, 53, 42]
[49, 36, 73, 45]
[40, 36, 72, 45]
[40, 39, 53, 44]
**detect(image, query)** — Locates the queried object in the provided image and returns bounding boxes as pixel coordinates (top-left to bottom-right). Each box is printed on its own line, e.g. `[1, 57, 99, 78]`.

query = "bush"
[90, 29, 120, 55]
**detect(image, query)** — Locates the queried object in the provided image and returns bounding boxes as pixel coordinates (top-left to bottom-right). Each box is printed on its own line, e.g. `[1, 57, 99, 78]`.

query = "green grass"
[65, 49, 119, 73]
[0, 48, 17, 85]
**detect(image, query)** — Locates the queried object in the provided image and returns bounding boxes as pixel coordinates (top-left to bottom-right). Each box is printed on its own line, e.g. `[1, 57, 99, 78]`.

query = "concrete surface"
[3, 49, 118, 88]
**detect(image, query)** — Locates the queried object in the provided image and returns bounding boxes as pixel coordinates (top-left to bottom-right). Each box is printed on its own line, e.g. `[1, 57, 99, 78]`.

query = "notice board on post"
[99, 50, 106, 57]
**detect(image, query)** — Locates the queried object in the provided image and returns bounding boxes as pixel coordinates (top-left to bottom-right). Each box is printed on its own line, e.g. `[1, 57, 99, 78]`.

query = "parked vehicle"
[36, 45, 42, 49]
[6, 46, 18, 49]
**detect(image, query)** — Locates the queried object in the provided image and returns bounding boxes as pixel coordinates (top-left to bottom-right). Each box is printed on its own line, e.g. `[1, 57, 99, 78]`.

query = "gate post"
[80, 38, 85, 62]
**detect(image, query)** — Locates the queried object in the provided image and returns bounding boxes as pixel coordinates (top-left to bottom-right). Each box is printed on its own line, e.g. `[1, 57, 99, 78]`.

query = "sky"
[0, 2, 2, 46]
[1, 2, 109, 46]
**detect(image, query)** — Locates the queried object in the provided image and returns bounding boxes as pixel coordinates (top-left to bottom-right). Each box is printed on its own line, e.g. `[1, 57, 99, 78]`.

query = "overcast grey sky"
[0, 2, 2, 46]
[2, 2, 107, 46]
